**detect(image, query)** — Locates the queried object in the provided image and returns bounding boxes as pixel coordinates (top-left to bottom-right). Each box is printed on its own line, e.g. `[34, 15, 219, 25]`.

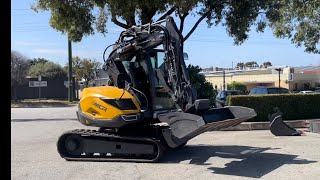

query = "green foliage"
[236, 62, 245, 68]
[33, 0, 95, 41]
[267, 0, 320, 54]
[67, 56, 102, 85]
[228, 82, 247, 92]
[244, 61, 258, 67]
[11, 50, 30, 101]
[27, 58, 49, 66]
[33, 0, 319, 53]
[11, 51, 29, 87]
[228, 94, 320, 122]
[262, 61, 272, 68]
[187, 64, 215, 105]
[237, 61, 265, 68]
[28, 61, 67, 79]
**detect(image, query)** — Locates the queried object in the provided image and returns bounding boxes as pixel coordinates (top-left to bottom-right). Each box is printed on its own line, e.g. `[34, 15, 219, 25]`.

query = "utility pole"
[38, 75, 41, 102]
[223, 70, 226, 90]
[68, 36, 73, 102]
[275, 68, 282, 88]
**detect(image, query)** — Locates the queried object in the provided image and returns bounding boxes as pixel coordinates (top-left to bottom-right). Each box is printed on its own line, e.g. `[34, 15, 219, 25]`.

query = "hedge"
[228, 94, 320, 122]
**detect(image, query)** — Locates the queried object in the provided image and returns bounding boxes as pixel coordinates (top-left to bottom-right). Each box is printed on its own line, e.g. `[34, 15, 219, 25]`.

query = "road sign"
[64, 81, 73, 87]
[288, 73, 294, 81]
[29, 81, 47, 87]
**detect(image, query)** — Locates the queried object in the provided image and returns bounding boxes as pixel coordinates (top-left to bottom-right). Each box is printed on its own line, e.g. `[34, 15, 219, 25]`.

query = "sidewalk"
[11, 99, 79, 108]
[10, 100, 320, 133]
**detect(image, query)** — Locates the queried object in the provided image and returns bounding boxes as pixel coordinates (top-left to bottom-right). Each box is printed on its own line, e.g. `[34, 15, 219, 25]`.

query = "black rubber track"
[57, 129, 164, 162]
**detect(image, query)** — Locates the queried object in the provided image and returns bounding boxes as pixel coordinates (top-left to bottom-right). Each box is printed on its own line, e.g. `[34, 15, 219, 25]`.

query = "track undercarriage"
[57, 127, 166, 162]
[57, 106, 256, 162]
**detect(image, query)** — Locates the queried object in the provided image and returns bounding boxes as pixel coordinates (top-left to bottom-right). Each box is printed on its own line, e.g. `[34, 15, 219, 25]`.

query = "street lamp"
[275, 68, 282, 88]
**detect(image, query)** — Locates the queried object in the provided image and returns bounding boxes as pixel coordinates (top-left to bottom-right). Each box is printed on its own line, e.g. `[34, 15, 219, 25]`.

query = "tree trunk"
[125, 15, 136, 27]
[141, 7, 157, 24]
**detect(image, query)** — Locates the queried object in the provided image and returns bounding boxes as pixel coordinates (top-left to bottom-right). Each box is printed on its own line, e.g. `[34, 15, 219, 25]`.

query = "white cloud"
[14, 40, 60, 47]
[15, 41, 39, 46]
[73, 49, 102, 59]
[32, 49, 67, 55]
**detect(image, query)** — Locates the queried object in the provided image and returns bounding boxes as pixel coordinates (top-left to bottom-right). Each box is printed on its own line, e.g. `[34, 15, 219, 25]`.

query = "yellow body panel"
[79, 86, 141, 120]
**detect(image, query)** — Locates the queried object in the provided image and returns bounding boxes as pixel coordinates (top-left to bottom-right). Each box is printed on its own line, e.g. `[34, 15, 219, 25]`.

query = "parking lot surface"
[11, 107, 320, 180]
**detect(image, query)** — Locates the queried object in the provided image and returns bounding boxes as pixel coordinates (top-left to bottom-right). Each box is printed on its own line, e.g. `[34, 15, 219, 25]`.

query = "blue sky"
[12, 0, 320, 68]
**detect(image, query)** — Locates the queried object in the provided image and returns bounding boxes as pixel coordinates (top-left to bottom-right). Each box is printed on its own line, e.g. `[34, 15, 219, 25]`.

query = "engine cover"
[77, 86, 142, 128]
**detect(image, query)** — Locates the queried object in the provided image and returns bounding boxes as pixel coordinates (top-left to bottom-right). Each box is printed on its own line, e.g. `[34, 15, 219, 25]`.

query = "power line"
[12, 24, 275, 39]
[12, 28, 284, 45]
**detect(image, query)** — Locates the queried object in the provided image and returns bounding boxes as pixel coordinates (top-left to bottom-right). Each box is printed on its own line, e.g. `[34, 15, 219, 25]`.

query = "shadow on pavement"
[160, 145, 317, 178]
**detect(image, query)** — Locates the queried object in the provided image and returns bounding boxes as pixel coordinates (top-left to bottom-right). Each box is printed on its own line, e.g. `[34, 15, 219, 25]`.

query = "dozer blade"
[158, 106, 256, 148]
[269, 111, 302, 136]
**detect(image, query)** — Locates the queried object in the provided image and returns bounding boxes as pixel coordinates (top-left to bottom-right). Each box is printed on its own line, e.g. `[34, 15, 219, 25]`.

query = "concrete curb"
[309, 120, 320, 133]
[221, 119, 320, 131]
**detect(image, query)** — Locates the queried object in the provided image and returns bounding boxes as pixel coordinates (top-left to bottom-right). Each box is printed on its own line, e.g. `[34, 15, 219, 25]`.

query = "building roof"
[293, 65, 320, 74]
[201, 65, 320, 76]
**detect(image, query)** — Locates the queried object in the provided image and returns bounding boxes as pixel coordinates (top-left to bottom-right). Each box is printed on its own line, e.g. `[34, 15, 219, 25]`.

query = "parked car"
[298, 90, 313, 94]
[215, 90, 245, 107]
[314, 87, 320, 93]
[249, 86, 289, 95]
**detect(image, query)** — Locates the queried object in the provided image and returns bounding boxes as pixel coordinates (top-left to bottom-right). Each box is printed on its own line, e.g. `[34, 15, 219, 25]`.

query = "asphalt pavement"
[11, 106, 78, 121]
[11, 107, 320, 180]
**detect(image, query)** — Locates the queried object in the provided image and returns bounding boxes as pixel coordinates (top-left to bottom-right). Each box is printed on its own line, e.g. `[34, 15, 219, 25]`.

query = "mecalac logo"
[93, 102, 107, 112]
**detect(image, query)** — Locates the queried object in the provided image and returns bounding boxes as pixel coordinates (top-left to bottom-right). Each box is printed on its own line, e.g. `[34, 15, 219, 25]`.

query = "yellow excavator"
[57, 16, 256, 162]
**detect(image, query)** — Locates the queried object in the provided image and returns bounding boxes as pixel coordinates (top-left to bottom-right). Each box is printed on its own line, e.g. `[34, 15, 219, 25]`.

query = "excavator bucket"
[268, 110, 302, 136]
[158, 101, 257, 148]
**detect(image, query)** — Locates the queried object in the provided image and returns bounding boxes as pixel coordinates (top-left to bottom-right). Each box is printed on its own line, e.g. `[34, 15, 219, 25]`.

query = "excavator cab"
[114, 49, 178, 122]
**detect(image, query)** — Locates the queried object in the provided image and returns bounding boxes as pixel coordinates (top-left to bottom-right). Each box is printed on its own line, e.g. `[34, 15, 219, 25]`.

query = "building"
[201, 65, 320, 91]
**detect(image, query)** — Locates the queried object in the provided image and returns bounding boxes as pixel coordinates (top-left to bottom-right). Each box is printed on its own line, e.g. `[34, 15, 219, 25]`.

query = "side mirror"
[183, 52, 189, 61]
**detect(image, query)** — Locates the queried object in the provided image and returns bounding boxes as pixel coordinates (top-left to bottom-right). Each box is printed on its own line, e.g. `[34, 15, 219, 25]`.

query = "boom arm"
[103, 16, 196, 111]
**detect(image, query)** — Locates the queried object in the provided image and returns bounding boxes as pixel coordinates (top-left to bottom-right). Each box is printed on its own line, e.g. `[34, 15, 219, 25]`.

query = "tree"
[187, 64, 215, 105]
[262, 61, 272, 68]
[268, 0, 320, 54]
[32, 0, 319, 53]
[67, 56, 102, 86]
[81, 58, 102, 86]
[11, 50, 29, 101]
[69, 56, 82, 82]
[236, 62, 245, 69]
[27, 58, 49, 66]
[227, 82, 247, 92]
[244, 61, 259, 68]
[28, 61, 67, 79]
